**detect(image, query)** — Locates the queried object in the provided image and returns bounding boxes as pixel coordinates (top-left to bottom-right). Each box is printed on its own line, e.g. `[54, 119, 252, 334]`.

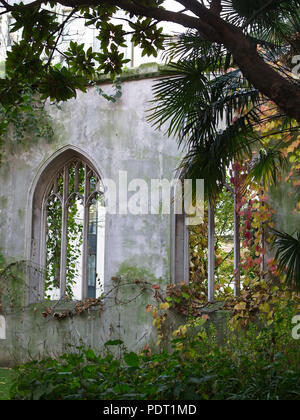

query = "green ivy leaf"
[124, 352, 139, 367]
[104, 339, 124, 346]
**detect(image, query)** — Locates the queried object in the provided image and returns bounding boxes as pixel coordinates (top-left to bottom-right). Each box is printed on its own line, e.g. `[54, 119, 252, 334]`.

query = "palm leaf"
[148, 61, 262, 142]
[148, 6, 300, 202]
[272, 229, 300, 290]
[179, 115, 257, 200]
[248, 146, 289, 189]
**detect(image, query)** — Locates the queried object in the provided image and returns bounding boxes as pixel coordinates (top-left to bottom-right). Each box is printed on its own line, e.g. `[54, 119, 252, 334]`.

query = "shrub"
[10, 301, 300, 400]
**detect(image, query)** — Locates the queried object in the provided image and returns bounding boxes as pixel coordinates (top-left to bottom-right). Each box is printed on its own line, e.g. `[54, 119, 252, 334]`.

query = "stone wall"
[0, 65, 184, 365]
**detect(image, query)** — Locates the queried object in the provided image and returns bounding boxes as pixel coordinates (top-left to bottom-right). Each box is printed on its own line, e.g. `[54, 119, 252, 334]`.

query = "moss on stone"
[95, 62, 172, 86]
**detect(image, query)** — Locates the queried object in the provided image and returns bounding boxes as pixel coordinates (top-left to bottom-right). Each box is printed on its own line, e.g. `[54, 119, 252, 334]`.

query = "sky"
[3, 0, 190, 39]
[5, 0, 184, 31]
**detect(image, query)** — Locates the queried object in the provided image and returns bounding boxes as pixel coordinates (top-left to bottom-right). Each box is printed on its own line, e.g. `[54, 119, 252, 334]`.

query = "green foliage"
[45, 196, 62, 297]
[188, 192, 235, 303]
[45, 166, 85, 300]
[10, 6, 59, 43]
[130, 18, 164, 58]
[0, 0, 298, 112]
[0, 254, 26, 312]
[249, 146, 289, 189]
[0, 1, 166, 112]
[5, 41, 44, 84]
[0, 0, 298, 158]
[10, 301, 300, 400]
[115, 263, 157, 283]
[215, 187, 234, 237]
[272, 230, 300, 290]
[227, 0, 300, 42]
[149, 30, 298, 200]
[0, 369, 15, 401]
[96, 77, 122, 103]
[66, 199, 83, 299]
[40, 66, 88, 102]
[0, 87, 54, 162]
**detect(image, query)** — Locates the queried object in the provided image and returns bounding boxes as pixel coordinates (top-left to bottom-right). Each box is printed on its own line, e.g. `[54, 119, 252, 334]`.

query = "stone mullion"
[53, 176, 58, 194]
[74, 162, 79, 193]
[82, 165, 90, 299]
[59, 165, 69, 299]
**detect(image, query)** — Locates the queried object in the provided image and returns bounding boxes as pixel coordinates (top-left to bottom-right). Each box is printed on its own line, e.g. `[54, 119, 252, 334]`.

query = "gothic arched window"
[30, 150, 105, 302]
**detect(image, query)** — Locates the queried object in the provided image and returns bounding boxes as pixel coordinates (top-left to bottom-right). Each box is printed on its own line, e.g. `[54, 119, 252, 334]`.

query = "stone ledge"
[0, 61, 173, 84]
[95, 62, 172, 85]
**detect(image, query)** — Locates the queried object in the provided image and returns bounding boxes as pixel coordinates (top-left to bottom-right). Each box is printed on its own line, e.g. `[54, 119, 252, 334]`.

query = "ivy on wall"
[45, 165, 85, 300]
[0, 87, 54, 163]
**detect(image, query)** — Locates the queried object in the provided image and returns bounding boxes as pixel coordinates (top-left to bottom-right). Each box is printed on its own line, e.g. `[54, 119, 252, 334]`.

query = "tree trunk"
[110, 0, 300, 121]
[8, 1, 300, 120]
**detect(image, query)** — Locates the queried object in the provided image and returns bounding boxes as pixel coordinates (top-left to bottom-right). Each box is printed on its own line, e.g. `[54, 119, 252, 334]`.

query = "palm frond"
[222, 0, 300, 72]
[221, 0, 300, 30]
[180, 115, 256, 200]
[272, 229, 300, 290]
[161, 30, 229, 72]
[148, 4, 300, 203]
[148, 61, 262, 144]
[248, 147, 289, 189]
[148, 59, 209, 137]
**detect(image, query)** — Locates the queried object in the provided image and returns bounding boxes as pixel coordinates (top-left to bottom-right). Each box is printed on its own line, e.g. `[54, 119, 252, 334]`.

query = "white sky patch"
[3, 0, 203, 35]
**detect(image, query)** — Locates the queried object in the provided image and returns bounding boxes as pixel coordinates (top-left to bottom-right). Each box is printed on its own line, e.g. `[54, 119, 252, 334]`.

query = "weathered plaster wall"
[0, 69, 184, 364]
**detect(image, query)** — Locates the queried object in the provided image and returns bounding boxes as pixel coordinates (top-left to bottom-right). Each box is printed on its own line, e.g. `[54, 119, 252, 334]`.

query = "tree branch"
[110, 0, 222, 41]
[45, 9, 77, 68]
[0, 0, 43, 10]
[1, 0, 300, 120]
[210, 0, 222, 16]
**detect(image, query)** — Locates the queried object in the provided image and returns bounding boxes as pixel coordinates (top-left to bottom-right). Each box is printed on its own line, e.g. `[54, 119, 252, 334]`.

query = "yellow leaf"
[234, 302, 247, 311]
[260, 303, 270, 313]
[160, 302, 170, 311]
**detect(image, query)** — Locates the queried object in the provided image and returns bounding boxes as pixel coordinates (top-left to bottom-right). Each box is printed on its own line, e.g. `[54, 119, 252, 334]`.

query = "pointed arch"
[29, 146, 106, 303]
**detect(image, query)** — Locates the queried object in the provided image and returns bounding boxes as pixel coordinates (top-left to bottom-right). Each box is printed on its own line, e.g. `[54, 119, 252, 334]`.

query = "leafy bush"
[10, 302, 300, 400]
[272, 230, 300, 290]
[0, 369, 15, 400]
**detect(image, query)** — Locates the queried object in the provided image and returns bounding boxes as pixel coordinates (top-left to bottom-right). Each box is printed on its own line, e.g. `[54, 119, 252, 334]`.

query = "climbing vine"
[0, 87, 54, 163]
[95, 77, 122, 103]
[0, 255, 33, 313]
